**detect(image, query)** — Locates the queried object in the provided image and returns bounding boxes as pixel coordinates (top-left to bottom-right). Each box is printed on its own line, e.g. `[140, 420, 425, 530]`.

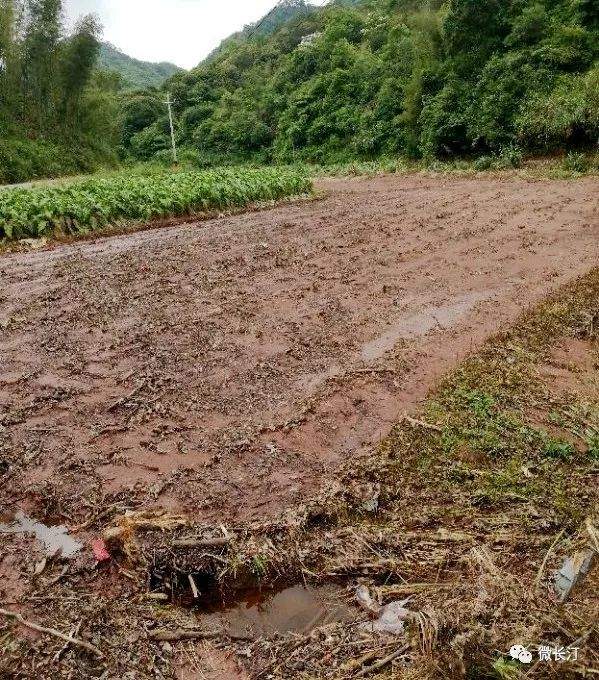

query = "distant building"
[299, 32, 321, 47]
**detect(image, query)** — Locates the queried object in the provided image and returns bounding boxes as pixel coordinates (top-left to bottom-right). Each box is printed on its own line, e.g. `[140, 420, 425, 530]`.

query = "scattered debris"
[103, 510, 188, 561]
[33, 557, 48, 576]
[149, 628, 219, 642]
[142, 593, 169, 602]
[0, 608, 103, 658]
[554, 549, 596, 602]
[585, 519, 599, 553]
[400, 413, 443, 433]
[356, 584, 381, 614]
[18, 237, 48, 249]
[356, 586, 412, 635]
[53, 620, 83, 662]
[355, 643, 410, 678]
[188, 574, 200, 599]
[149, 628, 251, 642]
[359, 598, 412, 635]
[172, 536, 230, 549]
[534, 528, 566, 591]
[92, 538, 111, 562]
[45, 564, 69, 586]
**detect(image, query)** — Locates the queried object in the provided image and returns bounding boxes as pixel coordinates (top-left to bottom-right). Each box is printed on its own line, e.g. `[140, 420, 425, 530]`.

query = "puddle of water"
[198, 585, 353, 638]
[0, 510, 82, 558]
[361, 290, 497, 362]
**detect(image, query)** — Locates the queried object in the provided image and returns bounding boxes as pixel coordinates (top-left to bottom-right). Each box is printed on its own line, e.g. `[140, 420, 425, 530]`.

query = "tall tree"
[0, 0, 15, 69]
[60, 14, 100, 125]
[0, 0, 19, 122]
[22, 0, 61, 131]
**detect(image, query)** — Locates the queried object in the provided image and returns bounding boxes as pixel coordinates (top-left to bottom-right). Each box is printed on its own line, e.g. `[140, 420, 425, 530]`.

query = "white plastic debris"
[356, 586, 412, 635]
[361, 483, 381, 513]
[554, 550, 595, 602]
[356, 584, 381, 614]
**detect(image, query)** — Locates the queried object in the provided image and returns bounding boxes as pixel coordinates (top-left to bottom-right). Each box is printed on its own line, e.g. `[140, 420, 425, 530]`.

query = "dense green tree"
[0, 0, 20, 126]
[0, 0, 121, 182]
[444, 0, 509, 74]
[120, 92, 164, 149]
[60, 16, 101, 122]
[22, 0, 62, 130]
[121, 0, 599, 164]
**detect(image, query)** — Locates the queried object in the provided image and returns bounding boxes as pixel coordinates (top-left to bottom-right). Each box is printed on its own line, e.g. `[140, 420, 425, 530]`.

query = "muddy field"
[0, 174, 597, 527]
[1, 173, 598, 678]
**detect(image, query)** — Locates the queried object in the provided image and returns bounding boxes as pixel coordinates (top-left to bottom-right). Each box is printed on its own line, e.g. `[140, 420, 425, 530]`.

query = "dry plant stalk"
[103, 509, 189, 561]
[0, 608, 103, 659]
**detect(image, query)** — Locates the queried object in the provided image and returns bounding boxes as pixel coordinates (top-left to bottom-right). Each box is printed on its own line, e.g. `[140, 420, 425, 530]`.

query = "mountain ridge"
[98, 43, 183, 90]
[204, 0, 315, 63]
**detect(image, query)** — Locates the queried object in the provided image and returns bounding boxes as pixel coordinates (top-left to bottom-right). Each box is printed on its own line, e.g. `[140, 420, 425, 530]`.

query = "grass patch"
[308, 152, 599, 179]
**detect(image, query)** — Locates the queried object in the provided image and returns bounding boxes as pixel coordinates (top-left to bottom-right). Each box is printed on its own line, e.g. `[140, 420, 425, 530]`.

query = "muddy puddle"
[198, 585, 354, 639]
[0, 510, 82, 557]
[361, 289, 497, 362]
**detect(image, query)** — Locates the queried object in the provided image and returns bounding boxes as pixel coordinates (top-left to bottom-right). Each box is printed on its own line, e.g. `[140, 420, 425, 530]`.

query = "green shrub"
[0, 139, 78, 184]
[541, 437, 575, 461]
[563, 151, 590, 173]
[505, 3, 549, 48]
[517, 67, 599, 149]
[471, 146, 523, 171]
[128, 123, 170, 160]
[496, 145, 524, 168]
[419, 79, 471, 157]
[0, 137, 117, 185]
[473, 156, 493, 171]
[586, 433, 599, 460]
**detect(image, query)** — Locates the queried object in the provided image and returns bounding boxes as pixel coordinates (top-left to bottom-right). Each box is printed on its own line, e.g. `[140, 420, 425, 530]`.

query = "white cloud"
[63, 0, 284, 69]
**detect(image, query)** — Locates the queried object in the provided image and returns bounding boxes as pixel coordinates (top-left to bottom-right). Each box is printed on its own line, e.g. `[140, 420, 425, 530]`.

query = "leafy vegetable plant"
[0, 167, 312, 240]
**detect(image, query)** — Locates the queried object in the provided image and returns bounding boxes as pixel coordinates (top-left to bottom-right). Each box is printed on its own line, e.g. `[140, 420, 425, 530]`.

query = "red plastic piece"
[92, 538, 111, 562]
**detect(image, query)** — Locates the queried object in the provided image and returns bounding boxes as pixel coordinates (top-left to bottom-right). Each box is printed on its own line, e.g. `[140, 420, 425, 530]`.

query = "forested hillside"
[98, 43, 181, 90]
[0, 0, 120, 183]
[206, 0, 314, 62]
[2, 0, 597, 183]
[123, 0, 598, 165]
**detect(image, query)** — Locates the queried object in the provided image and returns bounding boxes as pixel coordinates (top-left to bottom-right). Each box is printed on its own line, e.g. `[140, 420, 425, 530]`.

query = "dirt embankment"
[0, 174, 597, 527]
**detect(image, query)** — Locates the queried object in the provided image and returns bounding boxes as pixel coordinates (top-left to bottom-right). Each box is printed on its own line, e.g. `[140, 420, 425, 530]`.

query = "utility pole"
[163, 93, 178, 164]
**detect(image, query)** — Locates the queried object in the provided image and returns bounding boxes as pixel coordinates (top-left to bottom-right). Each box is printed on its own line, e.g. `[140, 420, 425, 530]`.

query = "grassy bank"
[307, 151, 599, 179]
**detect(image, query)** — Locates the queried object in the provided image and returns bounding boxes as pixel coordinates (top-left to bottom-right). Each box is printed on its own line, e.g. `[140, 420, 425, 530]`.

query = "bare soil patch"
[0, 174, 597, 529]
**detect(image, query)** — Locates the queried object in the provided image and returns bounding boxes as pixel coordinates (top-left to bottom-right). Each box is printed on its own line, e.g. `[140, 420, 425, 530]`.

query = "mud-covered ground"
[0, 174, 598, 678]
[1, 175, 597, 524]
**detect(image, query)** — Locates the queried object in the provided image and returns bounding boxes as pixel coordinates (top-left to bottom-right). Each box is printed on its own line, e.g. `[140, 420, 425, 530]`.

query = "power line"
[162, 93, 178, 163]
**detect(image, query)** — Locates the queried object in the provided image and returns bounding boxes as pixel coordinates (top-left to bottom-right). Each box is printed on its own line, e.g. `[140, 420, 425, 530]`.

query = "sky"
[63, 0, 301, 69]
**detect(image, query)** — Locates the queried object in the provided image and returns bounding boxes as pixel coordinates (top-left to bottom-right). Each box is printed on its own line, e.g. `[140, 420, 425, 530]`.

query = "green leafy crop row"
[0, 167, 312, 240]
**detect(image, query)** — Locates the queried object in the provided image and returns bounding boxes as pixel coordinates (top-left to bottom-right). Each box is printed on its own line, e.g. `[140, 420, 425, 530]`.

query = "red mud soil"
[0, 174, 597, 527]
